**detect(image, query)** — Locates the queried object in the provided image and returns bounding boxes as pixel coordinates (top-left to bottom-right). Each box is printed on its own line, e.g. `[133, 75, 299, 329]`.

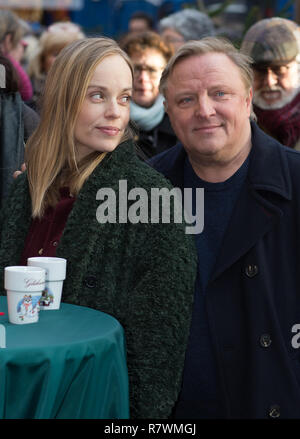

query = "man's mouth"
[260, 90, 282, 102]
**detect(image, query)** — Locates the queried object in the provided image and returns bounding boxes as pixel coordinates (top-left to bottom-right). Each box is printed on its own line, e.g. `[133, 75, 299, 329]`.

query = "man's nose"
[195, 95, 215, 118]
[137, 69, 150, 82]
[264, 69, 278, 87]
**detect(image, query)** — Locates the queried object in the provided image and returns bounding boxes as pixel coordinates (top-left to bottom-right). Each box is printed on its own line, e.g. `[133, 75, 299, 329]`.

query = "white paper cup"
[4, 266, 46, 324]
[27, 257, 66, 310]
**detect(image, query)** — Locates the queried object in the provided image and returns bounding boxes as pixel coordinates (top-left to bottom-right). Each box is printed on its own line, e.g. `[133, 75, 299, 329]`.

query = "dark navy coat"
[149, 121, 300, 419]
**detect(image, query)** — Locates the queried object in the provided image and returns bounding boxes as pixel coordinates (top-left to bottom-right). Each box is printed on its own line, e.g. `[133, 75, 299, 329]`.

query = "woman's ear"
[1, 33, 13, 54]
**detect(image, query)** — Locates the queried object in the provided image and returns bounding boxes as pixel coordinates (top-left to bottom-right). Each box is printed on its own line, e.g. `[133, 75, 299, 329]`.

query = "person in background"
[128, 11, 155, 33]
[241, 17, 300, 149]
[0, 9, 33, 102]
[0, 37, 197, 419]
[0, 54, 39, 205]
[27, 21, 84, 112]
[121, 30, 177, 159]
[149, 36, 300, 419]
[158, 8, 215, 51]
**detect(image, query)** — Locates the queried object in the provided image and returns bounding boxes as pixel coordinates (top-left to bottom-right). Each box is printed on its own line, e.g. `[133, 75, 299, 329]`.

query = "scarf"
[253, 92, 300, 148]
[130, 95, 165, 132]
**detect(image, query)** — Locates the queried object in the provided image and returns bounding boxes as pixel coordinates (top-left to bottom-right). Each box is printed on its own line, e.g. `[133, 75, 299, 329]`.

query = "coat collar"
[149, 121, 295, 281]
[247, 121, 292, 200]
[149, 121, 293, 201]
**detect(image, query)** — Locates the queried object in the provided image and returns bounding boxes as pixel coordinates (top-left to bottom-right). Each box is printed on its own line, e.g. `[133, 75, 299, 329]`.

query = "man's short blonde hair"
[160, 37, 254, 97]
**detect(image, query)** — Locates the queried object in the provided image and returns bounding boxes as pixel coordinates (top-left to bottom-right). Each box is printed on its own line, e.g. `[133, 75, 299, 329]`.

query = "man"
[149, 37, 300, 418]
[121, 31, 177, 159]
[241, 17, 300, 149]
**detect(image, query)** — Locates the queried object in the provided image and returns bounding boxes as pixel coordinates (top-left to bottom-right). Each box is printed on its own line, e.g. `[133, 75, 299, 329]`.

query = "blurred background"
[2, 0, 300, 45]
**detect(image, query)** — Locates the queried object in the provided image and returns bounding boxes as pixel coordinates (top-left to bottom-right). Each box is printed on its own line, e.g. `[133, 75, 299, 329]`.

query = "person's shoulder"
[147, 143, 183, 172]
[124, 151, 176, 190]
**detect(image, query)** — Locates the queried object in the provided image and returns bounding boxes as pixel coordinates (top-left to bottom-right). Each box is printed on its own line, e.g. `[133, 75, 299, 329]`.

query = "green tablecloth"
[0, 296, 129, 419]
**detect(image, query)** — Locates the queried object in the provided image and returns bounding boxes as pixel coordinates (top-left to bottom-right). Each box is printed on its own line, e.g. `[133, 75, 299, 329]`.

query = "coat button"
[269, 405, 280, 418]
[260, 333, 272, 348]
[245, 264, 258, 278]
[84, 275, 97, 289]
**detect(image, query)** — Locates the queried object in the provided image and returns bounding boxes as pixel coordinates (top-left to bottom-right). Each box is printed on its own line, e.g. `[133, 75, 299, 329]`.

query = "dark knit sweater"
[0, 140, 197, 419]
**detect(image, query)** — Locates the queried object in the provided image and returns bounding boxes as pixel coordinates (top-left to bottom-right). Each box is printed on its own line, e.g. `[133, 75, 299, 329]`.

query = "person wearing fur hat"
[241, 17, 300, 149]
[158, 9, 215, 51]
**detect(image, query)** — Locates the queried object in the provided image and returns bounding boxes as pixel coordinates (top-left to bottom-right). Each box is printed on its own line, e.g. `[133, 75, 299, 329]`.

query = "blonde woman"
[0, 37, 196, 418]
[28, 22, 84, 111]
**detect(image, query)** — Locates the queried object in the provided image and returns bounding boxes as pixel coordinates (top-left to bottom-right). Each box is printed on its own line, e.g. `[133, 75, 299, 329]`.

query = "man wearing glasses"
[241, 17, 300, 149]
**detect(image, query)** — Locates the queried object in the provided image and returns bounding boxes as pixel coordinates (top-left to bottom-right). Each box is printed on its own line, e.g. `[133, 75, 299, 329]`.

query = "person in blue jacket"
[149, 36, 300, 419]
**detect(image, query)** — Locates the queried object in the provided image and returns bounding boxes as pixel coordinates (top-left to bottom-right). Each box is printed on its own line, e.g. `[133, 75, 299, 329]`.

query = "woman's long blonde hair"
[26, 37, 134, 218]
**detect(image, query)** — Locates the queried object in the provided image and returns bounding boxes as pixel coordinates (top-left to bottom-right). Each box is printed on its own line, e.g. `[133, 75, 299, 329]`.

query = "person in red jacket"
[0, 9, 33, 102]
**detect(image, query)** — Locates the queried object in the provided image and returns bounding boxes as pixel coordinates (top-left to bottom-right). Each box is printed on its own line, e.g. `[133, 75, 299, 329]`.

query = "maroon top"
[20, 188, 76, 265]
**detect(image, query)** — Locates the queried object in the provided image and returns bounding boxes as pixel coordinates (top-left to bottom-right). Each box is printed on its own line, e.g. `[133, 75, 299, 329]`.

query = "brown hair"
[121, 30, 174, 63]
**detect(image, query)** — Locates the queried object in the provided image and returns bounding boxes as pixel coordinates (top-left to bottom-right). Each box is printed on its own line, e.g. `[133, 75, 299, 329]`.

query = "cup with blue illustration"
[27, 257, 66, 310]
[4, 265, 46, 324]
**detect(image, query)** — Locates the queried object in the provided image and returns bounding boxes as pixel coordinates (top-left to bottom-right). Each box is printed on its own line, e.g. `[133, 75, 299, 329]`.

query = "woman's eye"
[91, 93, 103, 100]
[120, 95, 131, 103]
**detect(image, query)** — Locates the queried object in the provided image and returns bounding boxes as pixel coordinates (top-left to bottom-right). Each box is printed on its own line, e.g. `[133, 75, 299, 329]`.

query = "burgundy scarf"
[253, 92, 300, 148]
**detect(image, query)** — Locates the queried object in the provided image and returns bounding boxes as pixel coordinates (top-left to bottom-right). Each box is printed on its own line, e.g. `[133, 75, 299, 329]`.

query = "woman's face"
[74, 55, 132, 160]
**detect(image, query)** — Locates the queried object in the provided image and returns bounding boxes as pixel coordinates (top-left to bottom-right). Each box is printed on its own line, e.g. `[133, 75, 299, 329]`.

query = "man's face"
[252, 60, 299, 109]
[164, 53, 252, 166]
[131, 48, 166, 108]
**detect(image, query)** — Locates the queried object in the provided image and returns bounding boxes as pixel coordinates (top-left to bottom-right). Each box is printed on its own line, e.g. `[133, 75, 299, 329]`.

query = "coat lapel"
[211, 183, 282, 281]
[211, 122, 293, 282]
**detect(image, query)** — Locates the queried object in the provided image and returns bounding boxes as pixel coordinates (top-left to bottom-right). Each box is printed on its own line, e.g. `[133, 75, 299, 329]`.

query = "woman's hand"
[13, 163, 26, 178]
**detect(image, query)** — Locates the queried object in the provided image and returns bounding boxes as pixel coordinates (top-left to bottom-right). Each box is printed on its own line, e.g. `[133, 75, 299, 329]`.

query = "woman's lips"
[96, 126, 121, 136]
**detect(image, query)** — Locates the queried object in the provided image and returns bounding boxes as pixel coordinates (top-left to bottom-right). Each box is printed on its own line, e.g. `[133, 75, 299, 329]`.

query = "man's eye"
[216, 91, 225, 97]
[179, 97, 193, 105]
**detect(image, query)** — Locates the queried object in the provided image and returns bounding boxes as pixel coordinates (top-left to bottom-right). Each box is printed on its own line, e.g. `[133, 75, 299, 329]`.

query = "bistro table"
[0, 296, 129, 419]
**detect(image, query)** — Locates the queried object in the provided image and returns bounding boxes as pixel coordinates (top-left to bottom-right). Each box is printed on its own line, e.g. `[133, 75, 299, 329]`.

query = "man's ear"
[246, 87, 253, 117]
[163, 98, 168, 114]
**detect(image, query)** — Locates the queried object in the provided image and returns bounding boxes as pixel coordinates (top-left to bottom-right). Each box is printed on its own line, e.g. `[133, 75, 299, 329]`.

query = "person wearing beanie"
[241, 17, 300, 149]
[158, 9, 215, 51]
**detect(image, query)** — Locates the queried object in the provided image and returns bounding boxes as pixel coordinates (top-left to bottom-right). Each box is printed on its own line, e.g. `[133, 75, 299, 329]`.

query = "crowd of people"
[1, 6, 300, 419]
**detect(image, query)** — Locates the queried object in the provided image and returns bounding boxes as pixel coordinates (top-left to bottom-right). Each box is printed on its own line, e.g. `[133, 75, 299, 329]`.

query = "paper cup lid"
[27, 257, 66, 281]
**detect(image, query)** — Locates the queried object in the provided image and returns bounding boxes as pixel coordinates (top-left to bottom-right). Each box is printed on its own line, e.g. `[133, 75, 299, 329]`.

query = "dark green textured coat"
[0, 140, 197, 419]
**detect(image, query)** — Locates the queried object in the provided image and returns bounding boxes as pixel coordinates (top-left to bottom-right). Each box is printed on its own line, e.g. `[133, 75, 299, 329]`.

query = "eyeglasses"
[133, 64, 164, 78]
[253, 62, 296, 79]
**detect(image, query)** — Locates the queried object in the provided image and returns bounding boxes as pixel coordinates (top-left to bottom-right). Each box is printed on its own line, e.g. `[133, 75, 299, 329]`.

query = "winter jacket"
[149, 121, 300, 418]
[0, 139, 197, 419]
